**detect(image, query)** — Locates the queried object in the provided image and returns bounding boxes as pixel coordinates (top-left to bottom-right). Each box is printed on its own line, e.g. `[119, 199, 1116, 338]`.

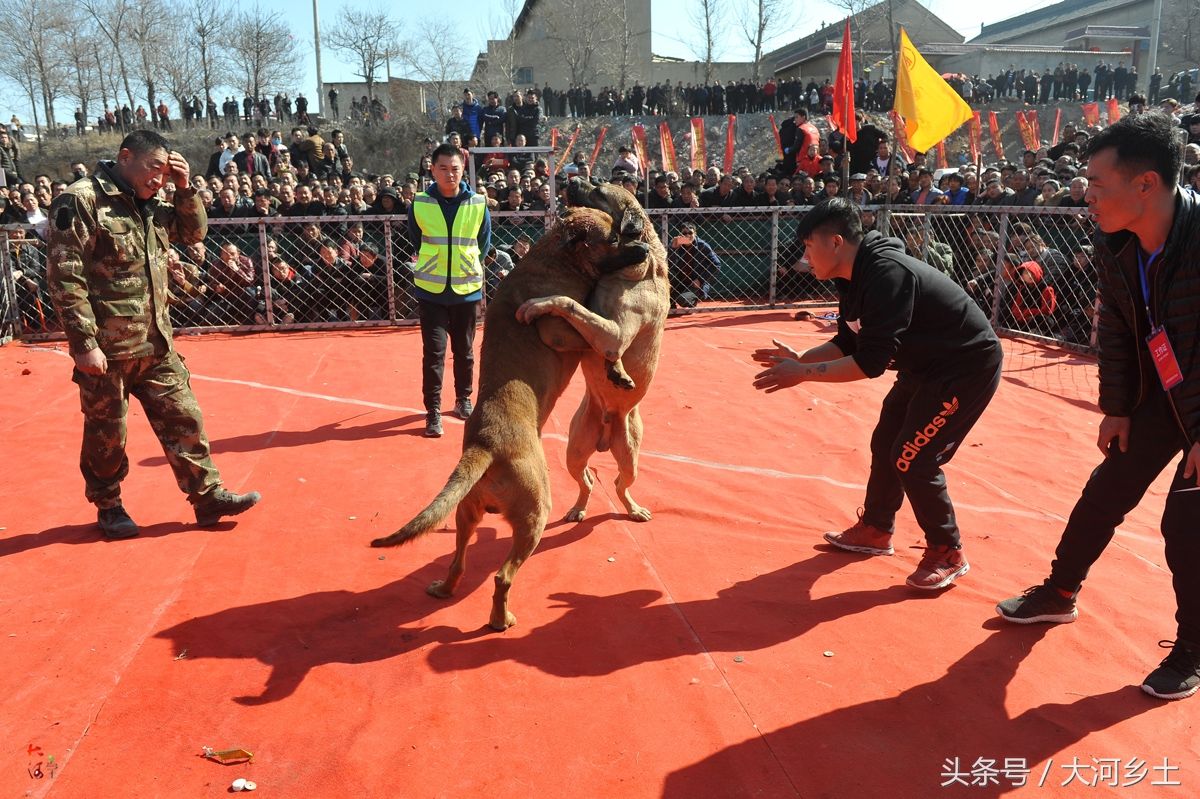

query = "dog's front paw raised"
[606, 360, 636, 390]
[516, 296, 562, 324]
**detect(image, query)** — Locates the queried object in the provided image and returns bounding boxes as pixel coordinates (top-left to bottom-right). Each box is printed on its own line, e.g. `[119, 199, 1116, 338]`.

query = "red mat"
[0, 313, 1192, 798]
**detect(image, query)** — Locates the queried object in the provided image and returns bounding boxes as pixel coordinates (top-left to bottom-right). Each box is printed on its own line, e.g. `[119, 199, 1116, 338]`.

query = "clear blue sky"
[2, 0, 1059, 123]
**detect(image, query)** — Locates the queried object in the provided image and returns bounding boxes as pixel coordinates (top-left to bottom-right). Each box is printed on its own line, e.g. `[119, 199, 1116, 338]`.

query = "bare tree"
[738, 0, 792, 83]
[478, 0, 522, 92]
[226, 4, 304, 102]
[828, 0, 890, 79]
[60, 10, 101, 128]
[184, 0, 230, 107]
[542, 0, 622, 87]
[160, 12, 202, 118]
[398, 16, 470, 117]
[325, 10, 401, 102]
[78, 0, 139, 113]
[689, 0, 727, 84]
[0, 0, 69, 131]
[127, 0, 168, 116]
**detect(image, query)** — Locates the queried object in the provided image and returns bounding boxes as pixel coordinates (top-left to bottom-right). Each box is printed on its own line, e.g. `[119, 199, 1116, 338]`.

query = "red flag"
[1106, 97, 1121, 123]
[658, 122, 677, 173]
[1081, 103, 1100, 126]
[1051, 109, 1062, 146]
[690, 118, 706, 171]
[550, 127, 559, 156]
[631, 124, 650, 173]
[562, 125, 581, 164]
[935, 140, 947, 170]
[988, 111, 1005, 161]
[768, 114, 783, 158]
[723, 114, 735, 173]
[888, 110, 915, 161]
[968, 112, 982, 164]
[831, 20, 858, 143]
[588, 127, 608, 171]
[1027, 109, 1041, 147]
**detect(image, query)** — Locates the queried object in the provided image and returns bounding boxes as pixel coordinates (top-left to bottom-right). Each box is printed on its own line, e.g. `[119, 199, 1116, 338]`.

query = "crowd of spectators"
[6, 89, 1200, 343]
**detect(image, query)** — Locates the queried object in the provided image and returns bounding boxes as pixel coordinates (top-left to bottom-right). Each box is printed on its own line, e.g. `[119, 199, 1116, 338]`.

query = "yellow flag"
[893, 28, 972, 154]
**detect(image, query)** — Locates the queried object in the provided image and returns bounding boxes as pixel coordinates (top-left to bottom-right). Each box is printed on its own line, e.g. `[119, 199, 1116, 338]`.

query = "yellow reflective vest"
[410, 191, 486, 295]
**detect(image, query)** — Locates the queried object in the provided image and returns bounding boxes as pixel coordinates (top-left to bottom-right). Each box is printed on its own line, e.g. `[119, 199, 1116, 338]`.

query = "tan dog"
[517, 181, 670, 522]
[371, 206, 648, 631]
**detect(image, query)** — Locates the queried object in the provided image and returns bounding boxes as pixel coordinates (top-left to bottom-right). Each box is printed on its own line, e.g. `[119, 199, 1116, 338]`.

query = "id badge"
[1146, 326, 1184, 390]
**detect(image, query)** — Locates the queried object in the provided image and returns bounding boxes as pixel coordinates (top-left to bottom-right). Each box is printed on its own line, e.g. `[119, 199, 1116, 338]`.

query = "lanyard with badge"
[1138, 246, 1184, 390]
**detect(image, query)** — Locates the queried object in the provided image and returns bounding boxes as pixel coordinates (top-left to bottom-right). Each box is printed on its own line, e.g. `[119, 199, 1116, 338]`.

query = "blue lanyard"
[1137, 245, 1163, 326]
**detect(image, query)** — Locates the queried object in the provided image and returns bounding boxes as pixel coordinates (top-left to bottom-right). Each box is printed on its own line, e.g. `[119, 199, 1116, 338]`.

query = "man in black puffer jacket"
[998, 112, 1200, 702]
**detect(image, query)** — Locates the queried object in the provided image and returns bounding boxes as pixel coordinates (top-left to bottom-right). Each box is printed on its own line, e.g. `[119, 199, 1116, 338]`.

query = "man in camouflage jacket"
[47, 130, 260, 539]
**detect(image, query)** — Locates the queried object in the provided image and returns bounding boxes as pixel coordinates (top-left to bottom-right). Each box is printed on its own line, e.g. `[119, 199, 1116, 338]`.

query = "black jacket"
[831, 232, 1001, 379]
[1096, 189, 1200, 443]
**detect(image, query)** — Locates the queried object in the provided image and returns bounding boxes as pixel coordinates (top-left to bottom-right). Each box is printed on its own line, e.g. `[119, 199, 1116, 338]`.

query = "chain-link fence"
[1, 204, 1101, 353]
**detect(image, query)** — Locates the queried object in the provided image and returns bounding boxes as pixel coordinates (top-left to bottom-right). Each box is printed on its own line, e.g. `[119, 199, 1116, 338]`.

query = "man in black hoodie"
[753, 197, 1002, 591]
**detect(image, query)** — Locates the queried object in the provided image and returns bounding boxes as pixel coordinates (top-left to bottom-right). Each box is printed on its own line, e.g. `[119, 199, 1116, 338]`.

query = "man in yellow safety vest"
[406, 142, 492, 437]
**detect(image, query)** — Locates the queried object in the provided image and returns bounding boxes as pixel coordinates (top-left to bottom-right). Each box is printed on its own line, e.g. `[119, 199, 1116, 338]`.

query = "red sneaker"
[906, 545, 970, 590]
[823, 512, 894, 556]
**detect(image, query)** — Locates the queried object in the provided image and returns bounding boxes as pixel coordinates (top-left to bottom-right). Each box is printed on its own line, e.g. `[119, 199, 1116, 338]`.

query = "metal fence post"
[384, 218, 396, 323]
[768, 207, 779, 307]
[989, 212, 1011, 327]
[919, 210, 932, 262]
[0, 230, 16, 343]
[256, 218, 274, 325]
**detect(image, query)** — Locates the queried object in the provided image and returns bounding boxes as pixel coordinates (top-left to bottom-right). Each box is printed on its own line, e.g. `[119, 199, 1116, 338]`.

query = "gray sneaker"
[996, 581, 1078, 624]
[98, 505, 139, 540]
[424, 411, 443, 437]
[452, 398, 473, 420]
[194, 488, 261, 526]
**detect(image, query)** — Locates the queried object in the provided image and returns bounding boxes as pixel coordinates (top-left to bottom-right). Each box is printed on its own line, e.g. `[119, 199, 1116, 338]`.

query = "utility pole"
[1146, 0, 1163, 82]
[312, 0, 324, 115]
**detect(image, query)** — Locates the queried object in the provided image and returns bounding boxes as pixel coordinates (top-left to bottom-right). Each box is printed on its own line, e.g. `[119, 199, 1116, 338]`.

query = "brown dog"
[370, 206, 648, 631]
[517, 181, 670, 522]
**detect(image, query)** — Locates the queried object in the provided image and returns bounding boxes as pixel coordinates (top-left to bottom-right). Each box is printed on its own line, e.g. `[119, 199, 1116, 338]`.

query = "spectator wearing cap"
[846, 173, 871, 207]
[909, 168, 944, 204]
[976, 175, 1016, 206]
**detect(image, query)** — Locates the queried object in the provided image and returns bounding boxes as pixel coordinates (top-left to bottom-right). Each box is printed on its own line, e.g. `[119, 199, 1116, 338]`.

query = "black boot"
[194, 488, 262, 526]
[98, 505, 139, 540]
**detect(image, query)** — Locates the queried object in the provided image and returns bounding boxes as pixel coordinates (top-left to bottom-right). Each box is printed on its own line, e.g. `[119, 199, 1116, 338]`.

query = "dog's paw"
[488, 610, 517, 631]
[565, 507, 588, 522]
[606, 364, 636, 391]
[426, 580, 454, 599]
[627, 506, 653, 522]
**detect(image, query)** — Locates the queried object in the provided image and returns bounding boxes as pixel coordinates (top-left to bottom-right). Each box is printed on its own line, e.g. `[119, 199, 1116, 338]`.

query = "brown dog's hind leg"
[565, 394, 603, 522]
[427, 497, 484, 599]
[489, 462, 550, 631]
[611, 406, 651, 522]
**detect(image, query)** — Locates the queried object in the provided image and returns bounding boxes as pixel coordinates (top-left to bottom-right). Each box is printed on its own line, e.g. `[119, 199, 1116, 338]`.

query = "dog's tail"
[370, 445, 494, 548]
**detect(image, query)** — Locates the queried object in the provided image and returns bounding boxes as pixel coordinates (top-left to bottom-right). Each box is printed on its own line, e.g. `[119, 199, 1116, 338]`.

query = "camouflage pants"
[72, 350, 222, 508]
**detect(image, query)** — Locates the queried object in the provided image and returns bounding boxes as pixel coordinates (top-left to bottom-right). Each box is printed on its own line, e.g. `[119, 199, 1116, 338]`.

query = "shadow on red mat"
[0, 521, 198, 557]
[660, 621, 1157, 799]
[425, 548, 942, 678]
[137, 413, 426, 467]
